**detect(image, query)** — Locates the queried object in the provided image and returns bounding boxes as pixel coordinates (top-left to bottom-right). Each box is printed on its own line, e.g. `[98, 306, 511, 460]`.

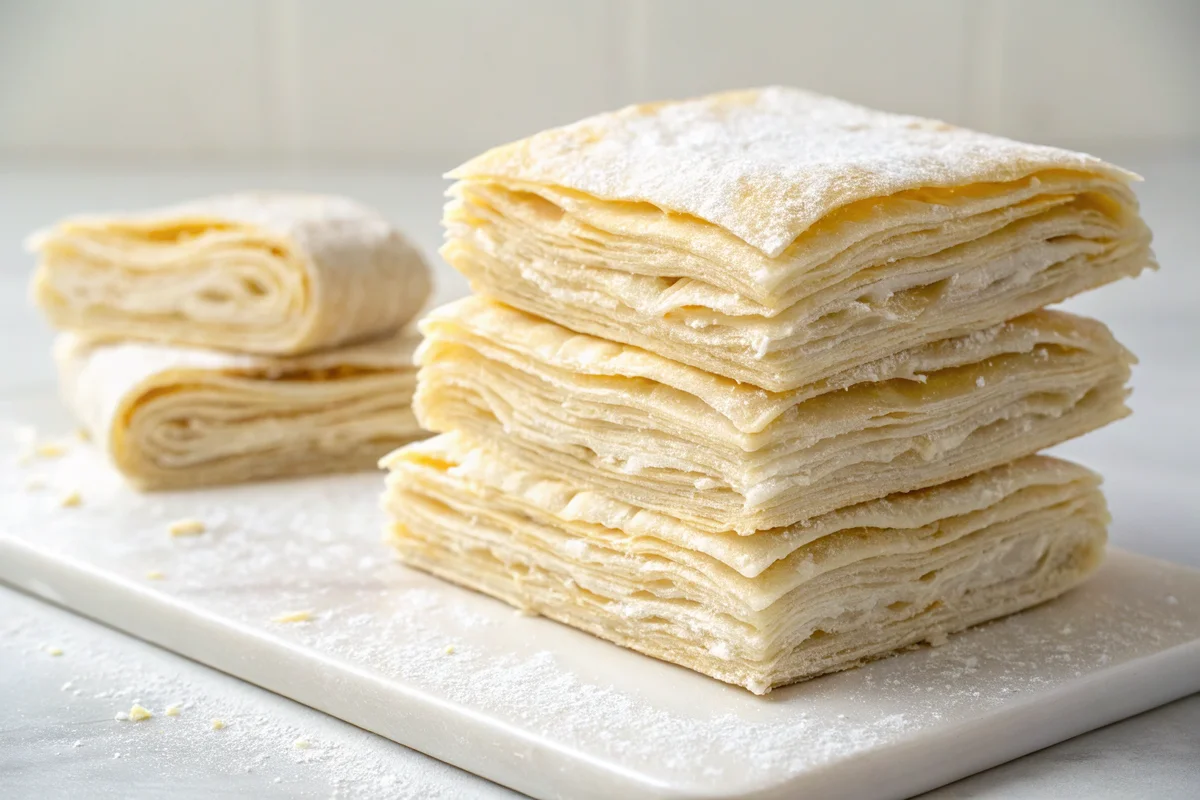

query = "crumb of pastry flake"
[44, 645, 64, 656]
[75, 427, 91, 442]
[24, 475, 46, 491]
[293, 738, 310, 750]
[210, 718, 226, 731]
[924, 631, 950, 647]
[444, 645, 456, 655]
[59, 491, 83, 508]
[164, 705, 181, 717]
[271, 610, 313, 624]
[127, 704, 153, 722]
[145, 570, 166, 581]
[36, 441, 69, 458]
[167, 518, 206, 537]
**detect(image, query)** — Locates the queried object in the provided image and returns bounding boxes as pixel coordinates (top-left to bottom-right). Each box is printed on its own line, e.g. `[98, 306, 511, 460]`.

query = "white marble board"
[2, 387, 1199, 800]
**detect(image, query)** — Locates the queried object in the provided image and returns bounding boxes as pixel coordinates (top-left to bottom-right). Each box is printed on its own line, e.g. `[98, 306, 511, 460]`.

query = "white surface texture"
[1, 0, 1198, 161]
[1, 392, 1198, 800]
[0, 157, 1198, 797]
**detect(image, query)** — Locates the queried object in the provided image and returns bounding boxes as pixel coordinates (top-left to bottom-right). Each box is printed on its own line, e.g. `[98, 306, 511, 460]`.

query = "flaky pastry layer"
[56, 329, 425, 490]
[415, 298, 1132, 533]
[31, 193, 432, 356]
[383, 436, 1107, 693]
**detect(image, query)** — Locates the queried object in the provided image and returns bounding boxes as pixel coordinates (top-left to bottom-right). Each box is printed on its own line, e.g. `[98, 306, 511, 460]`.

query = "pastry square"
[444, 87, 1153, 390]
[56, 329, 424, 490]
[383, 435, 1108, 694]
[30, 193, 432, 356]
[414, 297, 1132, 534]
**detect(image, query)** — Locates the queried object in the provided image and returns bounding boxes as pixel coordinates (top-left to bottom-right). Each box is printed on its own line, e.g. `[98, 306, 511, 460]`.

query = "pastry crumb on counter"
[114, 711, 129, 721]
[925, 631, 949, 647]
[35, 441, 68, 458]
[24, 475, 46, 491]
[45, 645, 64, 656]
[59, 491, 83, 508]
[168, 518, 206, 537]
[145, 570, 166, 580]
[165, 705, 181, 717]
[271, 610, 313, 624]
[75, 427, 91, 442]
[128, 704, 153, 721]
[293, 738, 310, 749]
[210, 718, 226, 730]
[444, 645, 455, 655]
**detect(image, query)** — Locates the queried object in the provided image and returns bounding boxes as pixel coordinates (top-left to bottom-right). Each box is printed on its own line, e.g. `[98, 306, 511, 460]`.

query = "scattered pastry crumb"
[24, 475, 46, 491]
[128, 704, 153, 722]
[925, 631, 949, 647]
[165, 705, 181, 717]
[271, 610, 313, 624]
[35, 442, 67, 458]
[168, 518, 206, 537]
[145, 570, 166, 581]
[114, 711, 129, 721]
[210, 718, 226, 730]
[59, 491, 83, 508]
[293, 738, 310, 749]
[45, 645, 63, 656]
[75, 427, 91, 442]
[444, 645, 455, 655]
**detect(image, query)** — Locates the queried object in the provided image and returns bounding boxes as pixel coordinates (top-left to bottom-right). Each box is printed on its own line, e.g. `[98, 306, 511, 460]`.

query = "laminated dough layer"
[382, 435, 1108, 694]
[31, 193, 432, 356]
[56, 330, 425, 490]
[445, 87, 1153, 390]
[414, 298, 1132, 534]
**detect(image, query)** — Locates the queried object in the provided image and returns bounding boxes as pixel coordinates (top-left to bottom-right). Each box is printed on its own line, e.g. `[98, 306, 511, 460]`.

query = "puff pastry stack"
[383, 88, 1153, 693]
[31, 193, 432, 489]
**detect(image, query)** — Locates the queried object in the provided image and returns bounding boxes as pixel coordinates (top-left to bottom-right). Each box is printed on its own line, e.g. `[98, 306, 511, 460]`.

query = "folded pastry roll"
[56, 330, 424, 490]
[31, 193, 432, 356]
[445, 87, 1153, 390]
[414, 297, 1132, 534]
[383, 435, 1108, 694]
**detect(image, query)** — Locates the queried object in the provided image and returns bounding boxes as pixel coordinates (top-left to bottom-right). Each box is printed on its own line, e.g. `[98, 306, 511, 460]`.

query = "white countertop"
[2, 156, 1198, 798]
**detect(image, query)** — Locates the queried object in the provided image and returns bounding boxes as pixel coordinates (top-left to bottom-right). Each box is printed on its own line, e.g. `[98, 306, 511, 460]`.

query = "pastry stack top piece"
[30, 193, 434, 489]
[444, 87, 1150, 390]
[384, 88, 1152, 693]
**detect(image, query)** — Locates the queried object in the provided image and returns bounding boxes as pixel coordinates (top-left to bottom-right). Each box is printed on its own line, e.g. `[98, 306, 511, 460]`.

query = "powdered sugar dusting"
[452, 87, 1129, 257]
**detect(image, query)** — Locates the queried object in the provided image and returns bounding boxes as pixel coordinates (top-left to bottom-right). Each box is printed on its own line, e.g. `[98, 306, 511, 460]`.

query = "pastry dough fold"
[31, 193, 432, 356]
[56, 330, 424, 490]
[383, 435, 1107, 694]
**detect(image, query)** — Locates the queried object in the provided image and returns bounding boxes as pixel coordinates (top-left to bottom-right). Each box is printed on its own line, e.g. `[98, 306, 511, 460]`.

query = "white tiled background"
[1, 0, 1198, 163]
